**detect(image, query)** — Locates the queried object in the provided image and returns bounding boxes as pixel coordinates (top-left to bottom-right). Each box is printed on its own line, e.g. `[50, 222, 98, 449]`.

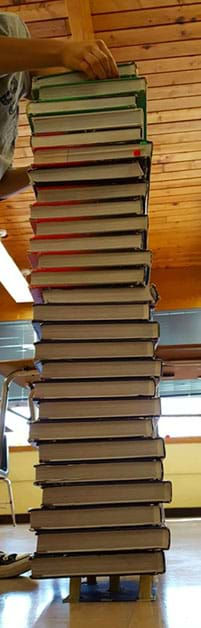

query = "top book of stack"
[31, 61, 138, 95]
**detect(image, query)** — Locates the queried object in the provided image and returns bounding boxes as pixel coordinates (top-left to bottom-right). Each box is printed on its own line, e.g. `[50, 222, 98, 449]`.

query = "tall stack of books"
[28, 62, 172, 582]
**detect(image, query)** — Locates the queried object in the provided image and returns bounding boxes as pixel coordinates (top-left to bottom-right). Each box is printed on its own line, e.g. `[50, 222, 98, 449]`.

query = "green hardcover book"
[31, 61, 138, 92]
[28, 106, 146, 139]
[28, 93, 138, 116]
[31, 76, 146, 102]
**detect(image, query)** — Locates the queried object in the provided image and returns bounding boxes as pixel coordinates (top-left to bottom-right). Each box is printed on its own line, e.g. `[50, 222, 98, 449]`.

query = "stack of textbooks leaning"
[28, 61, 172, 581]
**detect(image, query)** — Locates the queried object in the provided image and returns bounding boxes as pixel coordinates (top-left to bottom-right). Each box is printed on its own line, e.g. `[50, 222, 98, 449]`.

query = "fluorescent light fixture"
[0, 240, 33, 303]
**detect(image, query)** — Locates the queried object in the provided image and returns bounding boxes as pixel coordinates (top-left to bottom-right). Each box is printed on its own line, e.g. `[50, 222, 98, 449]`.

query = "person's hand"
[60, 39, 119, 80]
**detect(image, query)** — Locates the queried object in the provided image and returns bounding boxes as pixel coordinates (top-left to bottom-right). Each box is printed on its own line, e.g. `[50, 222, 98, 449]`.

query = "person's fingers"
[91, 45, 112, 78]
[97, 40, 119, 78]
[84, 51, 108, 79]
[79, 59, 97, 80]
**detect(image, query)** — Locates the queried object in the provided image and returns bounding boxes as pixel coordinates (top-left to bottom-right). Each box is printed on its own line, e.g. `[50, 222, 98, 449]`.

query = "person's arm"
[0, 37, 118, 80]
[0, 167, 30, 200]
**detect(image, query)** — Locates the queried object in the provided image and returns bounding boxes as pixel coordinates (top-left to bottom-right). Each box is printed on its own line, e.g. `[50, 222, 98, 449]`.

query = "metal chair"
[0, 433, 16, 526]
[0, 360, 38, 526]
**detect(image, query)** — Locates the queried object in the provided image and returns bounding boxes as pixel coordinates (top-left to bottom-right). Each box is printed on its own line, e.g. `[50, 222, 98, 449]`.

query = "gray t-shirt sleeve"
[0, 12, 31, 179]
[0, 12, 31, 96]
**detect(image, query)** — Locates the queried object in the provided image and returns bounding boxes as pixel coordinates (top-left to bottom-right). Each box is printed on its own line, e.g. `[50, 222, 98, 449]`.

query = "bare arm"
[0, 167, 30, 200]
[0, 37, 118, 80]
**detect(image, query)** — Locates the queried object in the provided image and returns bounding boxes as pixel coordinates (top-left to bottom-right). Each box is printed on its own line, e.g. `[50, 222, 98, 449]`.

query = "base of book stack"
[28, 62, 172, 601]
[63, 574, 156, 603]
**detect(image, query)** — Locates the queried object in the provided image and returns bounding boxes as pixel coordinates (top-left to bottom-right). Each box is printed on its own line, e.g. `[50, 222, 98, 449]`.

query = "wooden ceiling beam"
[65, 0, 94, 40]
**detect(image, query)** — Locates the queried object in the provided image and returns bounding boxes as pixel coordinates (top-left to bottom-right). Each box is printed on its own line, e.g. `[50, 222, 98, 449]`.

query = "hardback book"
[34, 339, 157, 361]
[31, 126, 143, 150]
[32, 141, 152, 167]
[29, 107, 144, 135]
[33, 378, 157, 400]
[28, 93, 138, 117]
[29, 417, 159, 442]
[31, 62, 138, 92]
[30, 266, 150, 289]
[31, 123, 144, 154]
[38, 285, 155, 305]
[30, 504, 163, 531]
[35, 459, 164, 484]
[30, 197, 145, 220]
[38, 359, 162, 381]
[29, 234, 146, 257]
[34, 180, 148, 203]
[31, 550, 166, 579]
[30, 213, 148, 237]
[33, 320, 159, 342]
[37, 437, 165, 463]
[35, 526, 170, 554]
[32, 63, 137, 91]
[33, 301, 152, 322]
[31, 76, 146, 102]
[42, 480, 172, 507]
[29, 160, 144, 185]
[36, 397, 161, 420]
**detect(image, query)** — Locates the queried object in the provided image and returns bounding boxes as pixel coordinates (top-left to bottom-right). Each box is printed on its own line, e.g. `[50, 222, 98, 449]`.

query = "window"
[159, 396, 201, 438]
[5, 404, 31, 446]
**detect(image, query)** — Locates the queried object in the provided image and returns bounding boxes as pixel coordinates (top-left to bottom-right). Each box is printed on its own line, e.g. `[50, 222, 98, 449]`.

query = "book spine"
[28, 252, 38, 269]
[33, 321, 42, 341]
[30, 286, 44, 304]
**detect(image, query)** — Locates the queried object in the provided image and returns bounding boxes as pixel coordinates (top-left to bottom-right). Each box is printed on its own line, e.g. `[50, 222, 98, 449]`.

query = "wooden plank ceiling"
[0, 0, 201, 273]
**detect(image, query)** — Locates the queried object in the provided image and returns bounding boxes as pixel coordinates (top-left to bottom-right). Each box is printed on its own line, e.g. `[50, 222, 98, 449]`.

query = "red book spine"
[32, 160, 88, 168]
[28, 252, 38, 269]
[30, 232, 91, 240]
[32, 142, 95, 151]
[32, 201, 83, 207]
[31, 215, 91, 224]
[32, 267, 87, 274]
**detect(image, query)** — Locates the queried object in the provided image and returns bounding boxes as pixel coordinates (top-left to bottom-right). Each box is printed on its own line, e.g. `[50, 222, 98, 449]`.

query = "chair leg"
[28, 388, 37, 422]
[4, 477, 16, 527]
[0, 376, 10, 450]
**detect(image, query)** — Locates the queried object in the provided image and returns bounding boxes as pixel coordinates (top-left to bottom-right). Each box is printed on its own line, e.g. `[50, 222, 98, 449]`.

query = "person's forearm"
[0, 37, 64, 74]
[0, 38, 118, 80]
[30, 38, 69, 78]
[0, 167, 30, 200]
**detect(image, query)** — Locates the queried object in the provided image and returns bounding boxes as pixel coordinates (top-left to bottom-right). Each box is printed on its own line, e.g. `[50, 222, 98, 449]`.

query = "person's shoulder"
[0, 12, 29, 38]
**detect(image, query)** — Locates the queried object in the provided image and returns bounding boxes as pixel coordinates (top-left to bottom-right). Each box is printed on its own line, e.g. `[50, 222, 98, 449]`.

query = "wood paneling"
[0, 286, 32, 321]
[152, 267, 201, 309]
[97, 23, 201, 49]
[91, 0, 201, 12]
[110, 40, 201, 62]
[28, 19, 69, 39]
[0, 1, 68, 22]
[1, 0, 70, 38]
[93, 4, 201, 30]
